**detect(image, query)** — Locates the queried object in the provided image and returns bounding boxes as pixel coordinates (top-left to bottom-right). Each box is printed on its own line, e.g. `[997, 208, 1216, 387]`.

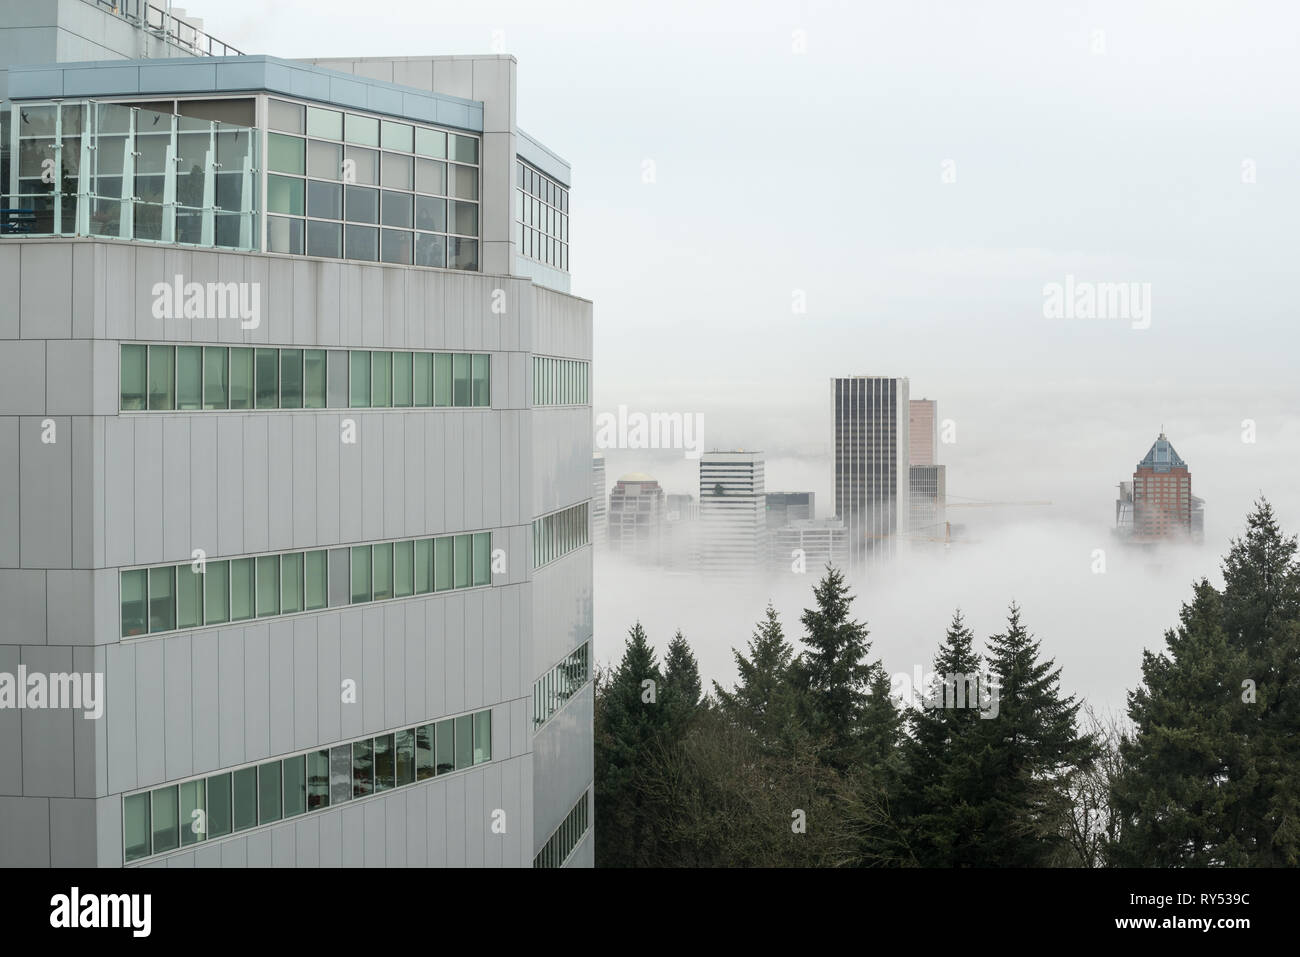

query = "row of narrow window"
[120, 531, 493, 638]
[532, 502, 589, 568]
[533, 790, 589, 868]
[123, 709, 492, 864]
[532, 356, 588, 406]
[121, 344, 490, 411]
[533, 642, 591, 731]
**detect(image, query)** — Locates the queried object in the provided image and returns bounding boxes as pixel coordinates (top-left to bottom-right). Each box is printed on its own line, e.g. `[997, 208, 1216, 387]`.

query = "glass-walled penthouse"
[1, 99, 258, 249]
[1, 93, 482, 269]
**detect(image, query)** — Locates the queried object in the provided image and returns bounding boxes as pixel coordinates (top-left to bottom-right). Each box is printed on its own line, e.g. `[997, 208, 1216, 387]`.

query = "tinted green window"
[452, 353, 471, 406]
[414, 539, 434, 594]
[304, 350, 327, 408]
[307, 106, 343, 139]
[433, 537, 453, 592]
[268, 132, 305, 174]
[455, 714, 473, 770]
[415, 127, 445, 158]
[304, 550, 327, 611]
[258, 761, 282, 824]
[203, 346, 228, 409]
[434, 353, 452, 407]
[307, 749, 330, 810]
[393, 352, 412, 407]
[148, 345, 175, 410]
[256, 554, 280, 617]
[230, 557, 255, 621]
[121, 568, 148, 637]
[281, 551, 304, 614]
[415, 725, 435, 780]
[204, 560, 230, 624]
[435, 719, 454, 774]
[449, 133, 478, 164]
[179, 779, 205, 846]
[474, 710, 492, 764]
[123, 793, 151, 862]
[280, 349, 303, 408]
[121, 344, 147, 410]
[206, 772, 232, 838]
[232, 767, 257, 832]
[371, 351, 392, 407]
[472, 353, 490, 407]
[412, 352, 433, 406]
[453, 534, 470, 589]
[374, 733, 395, 792]
[472, 532, 491, 586]
[177, 564, 204, 629]
[372, 543, 393, 600]
[350, 351, 370, 407]
[345, 113, 379, 147]
[394, 540, 414, 598]
[351, 546, 372, 603]
[395, 728, 416, 786]
[283, 754, 306, 818]
[149, 566, 175, 633]
[176, 346, 203, 410]
[352, 739, 374, 798]
[255, 348, 279, 408]
[229, 348, 254, 409]
[330, 745, 352, 806]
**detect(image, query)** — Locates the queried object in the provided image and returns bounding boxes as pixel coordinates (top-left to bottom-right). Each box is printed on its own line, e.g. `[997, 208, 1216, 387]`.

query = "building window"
[121, 345, 491, 412]
[515, 159, 570, 271]
[533, 642, 591, 730]
[122, 707, 497, 863]
[120, 531, 495, 639]
[532, 356, 589, 406]
[532, 502, 589, 568]
[267, 98, 479, 270]
[533, 791, 589, 868]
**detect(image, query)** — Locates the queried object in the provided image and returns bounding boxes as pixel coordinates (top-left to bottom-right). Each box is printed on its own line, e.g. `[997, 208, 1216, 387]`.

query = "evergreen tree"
[970, 603, 1096, 866]
[594, 622, 666, 867]
[1111, 500, 1300, 866]
[796, 565, 879, 771]
[662, 629, 703, 735]
[713, 603, 804, 752]
[898, 610, 989, 866]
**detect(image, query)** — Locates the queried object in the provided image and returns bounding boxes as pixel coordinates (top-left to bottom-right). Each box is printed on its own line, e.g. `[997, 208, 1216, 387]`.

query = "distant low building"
[608, 473, 665, 562]
[908, 465, 947, 541]
[770, 518, 848, 572]
[765, 491, 815, 528]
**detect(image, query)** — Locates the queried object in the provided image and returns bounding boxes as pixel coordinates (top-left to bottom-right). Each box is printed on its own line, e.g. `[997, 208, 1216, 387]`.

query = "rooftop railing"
[90, 0, 244, 57]
[2, 100, 260, 251]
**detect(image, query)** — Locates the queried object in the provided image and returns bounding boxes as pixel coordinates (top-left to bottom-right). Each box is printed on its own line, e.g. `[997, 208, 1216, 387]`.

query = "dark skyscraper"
[833, 376, 910, 565]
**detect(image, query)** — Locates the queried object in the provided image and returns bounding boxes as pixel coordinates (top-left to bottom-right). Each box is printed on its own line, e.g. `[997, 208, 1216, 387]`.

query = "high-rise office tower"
[765, 491, 815, 528]
[699, 451, 766, 576]
[0, 0, 592, 868]
[607, 474, 665, 563]
[1130, 432, 1197, 542]
[592, 453, 607, 546]
[769, 519, 848, 571]
[909, 399, 938, 466]
[833, 377, 910, 565]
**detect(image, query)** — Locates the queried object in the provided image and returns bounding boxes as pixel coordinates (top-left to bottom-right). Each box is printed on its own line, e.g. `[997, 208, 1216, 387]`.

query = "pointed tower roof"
[1137, 432, 1187, 472]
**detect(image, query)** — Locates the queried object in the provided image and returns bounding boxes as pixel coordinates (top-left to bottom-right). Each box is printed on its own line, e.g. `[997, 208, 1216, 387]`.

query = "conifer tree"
[795, 565, 879, 771]
[713, 603, 804, 752]
[971, 603, 1096, 866]
[898, 610, 989, 866]
[662, 629, 703, 736]
[1111, 500, 1300, 866]
[594, 622, 665, 867]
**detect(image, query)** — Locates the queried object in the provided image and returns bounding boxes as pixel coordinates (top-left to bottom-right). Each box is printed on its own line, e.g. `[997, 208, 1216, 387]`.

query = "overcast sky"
[202, 0, 1300, 708]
